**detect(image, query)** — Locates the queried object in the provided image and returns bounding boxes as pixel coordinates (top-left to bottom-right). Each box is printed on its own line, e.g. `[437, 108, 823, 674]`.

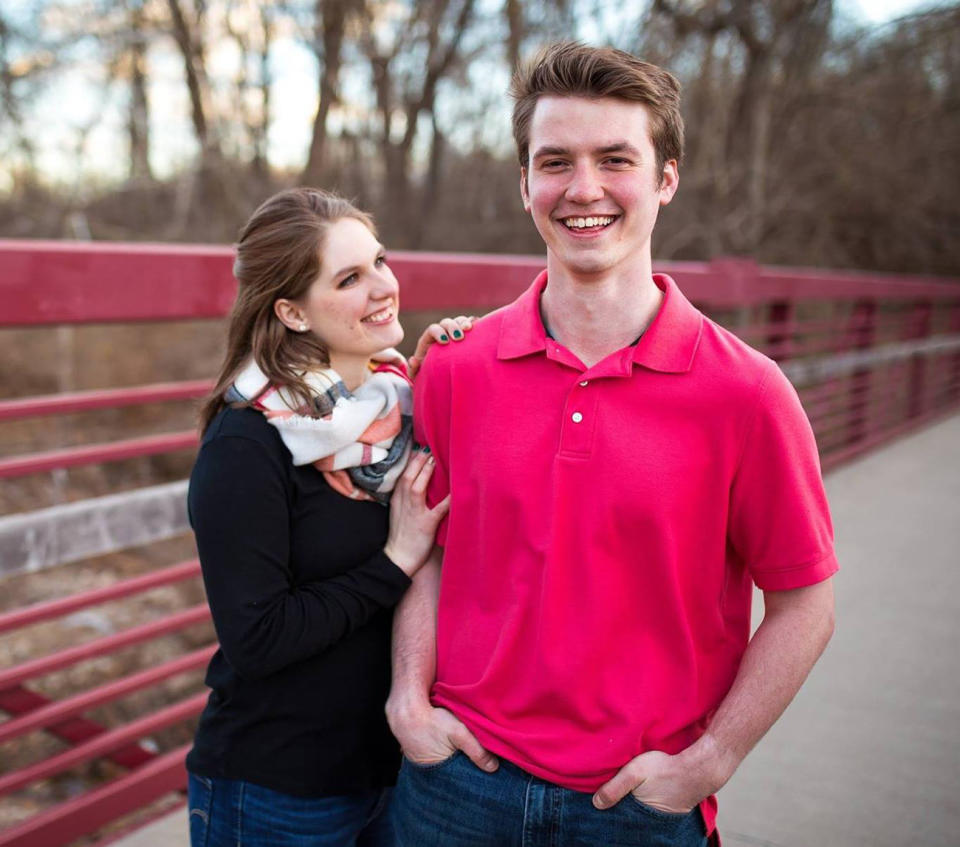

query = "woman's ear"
[274, 298, 308, 333]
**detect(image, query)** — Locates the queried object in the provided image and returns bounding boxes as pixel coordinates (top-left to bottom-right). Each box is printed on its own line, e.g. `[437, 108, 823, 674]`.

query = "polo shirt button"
[579, 380, 589, 387]
[571, 412, 583, 423]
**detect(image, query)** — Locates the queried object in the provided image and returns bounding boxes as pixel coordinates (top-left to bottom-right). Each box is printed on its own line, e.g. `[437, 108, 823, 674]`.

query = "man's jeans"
[188, 773, 393, 847]
[391, 752, 708, 847]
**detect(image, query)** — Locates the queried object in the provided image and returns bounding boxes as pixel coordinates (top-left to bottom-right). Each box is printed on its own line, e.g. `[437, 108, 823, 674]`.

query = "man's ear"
[274, 298, 307, 333]
[520, 167, 531, 212]
[658, 160, 679, 207]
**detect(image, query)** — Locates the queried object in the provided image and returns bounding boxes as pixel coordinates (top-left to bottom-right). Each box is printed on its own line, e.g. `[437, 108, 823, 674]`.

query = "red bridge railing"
[1, 240, 958, 846]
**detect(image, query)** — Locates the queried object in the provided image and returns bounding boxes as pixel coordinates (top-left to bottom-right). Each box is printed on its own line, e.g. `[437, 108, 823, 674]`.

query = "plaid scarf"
[226, 356, 413, 504]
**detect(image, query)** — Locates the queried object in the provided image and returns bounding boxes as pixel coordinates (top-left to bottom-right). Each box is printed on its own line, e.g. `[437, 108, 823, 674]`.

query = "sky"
[850, 0, 934, 18]
[0, 0, 944, 192]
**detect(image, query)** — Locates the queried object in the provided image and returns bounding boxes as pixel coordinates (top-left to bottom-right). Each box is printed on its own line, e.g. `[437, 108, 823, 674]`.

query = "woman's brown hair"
[199, 188, 375, 433]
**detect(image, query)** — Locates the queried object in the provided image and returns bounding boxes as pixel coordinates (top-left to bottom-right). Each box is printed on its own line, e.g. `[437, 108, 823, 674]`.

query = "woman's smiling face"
[278, 216, 404, 376]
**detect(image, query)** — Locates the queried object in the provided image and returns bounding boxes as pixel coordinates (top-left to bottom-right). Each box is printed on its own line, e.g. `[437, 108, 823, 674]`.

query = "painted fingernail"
[453, 330, 463, 339]
[440, 334, 449, 342]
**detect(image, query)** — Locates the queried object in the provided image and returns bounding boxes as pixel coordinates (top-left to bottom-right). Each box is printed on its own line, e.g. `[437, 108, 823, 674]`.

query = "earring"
[298, 323, 307, 332]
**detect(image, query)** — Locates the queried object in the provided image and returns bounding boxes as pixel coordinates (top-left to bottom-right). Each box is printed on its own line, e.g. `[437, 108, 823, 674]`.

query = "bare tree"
[224, 0, 276, 177]
[166, 0, 221, 167]
[301, 0, 360, 184]
[358, 0, 477, 243]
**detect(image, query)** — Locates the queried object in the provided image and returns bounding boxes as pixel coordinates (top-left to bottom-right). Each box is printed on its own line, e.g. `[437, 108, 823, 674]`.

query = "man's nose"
[565, 164, 604, 204]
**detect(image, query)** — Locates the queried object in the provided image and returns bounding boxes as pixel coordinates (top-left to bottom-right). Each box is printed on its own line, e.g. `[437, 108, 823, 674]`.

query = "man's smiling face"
[521, 96, 678, 281]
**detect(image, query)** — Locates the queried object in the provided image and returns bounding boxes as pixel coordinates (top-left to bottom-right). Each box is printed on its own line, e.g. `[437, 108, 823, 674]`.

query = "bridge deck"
[110, 413, 960, 847]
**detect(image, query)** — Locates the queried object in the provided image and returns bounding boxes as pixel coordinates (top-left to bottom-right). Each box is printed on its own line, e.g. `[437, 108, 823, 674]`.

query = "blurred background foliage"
[0, 0, 958, 273]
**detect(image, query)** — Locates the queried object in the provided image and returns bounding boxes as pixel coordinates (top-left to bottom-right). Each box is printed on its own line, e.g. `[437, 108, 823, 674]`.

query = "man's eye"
[541, 160, 566, 169]
[338, 273, 358, 288]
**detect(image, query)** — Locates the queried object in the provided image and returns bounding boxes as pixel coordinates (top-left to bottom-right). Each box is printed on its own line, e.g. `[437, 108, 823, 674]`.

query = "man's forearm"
[387, 545, 442, 721]
[385, 545, 498, 770]
[687, 579, 836, 788]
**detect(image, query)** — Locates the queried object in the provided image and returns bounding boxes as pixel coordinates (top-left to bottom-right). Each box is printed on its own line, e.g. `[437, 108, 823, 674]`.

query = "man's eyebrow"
[531, 142, 642, 159]
[597, 142, 642, 156]
[531, 145, 568, 159]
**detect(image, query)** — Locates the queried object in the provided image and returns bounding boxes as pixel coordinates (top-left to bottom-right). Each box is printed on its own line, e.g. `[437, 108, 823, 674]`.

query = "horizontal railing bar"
[0, 685, 156, 770]
[0, 559, 201, 634]
[0, 645, 214, 743]
[0, 604, 211, 690]
[821, 401, 960, 472]
[0, 744, 189, 847]
[3, 241, 959, 327]
[0, 431, 198, 479]
[811, 383, 959, 445]
[0, 693, 206, 796]
[780, 334, 960, 386]
[0, 380, 213, 422]
[0, 480, 190, 577]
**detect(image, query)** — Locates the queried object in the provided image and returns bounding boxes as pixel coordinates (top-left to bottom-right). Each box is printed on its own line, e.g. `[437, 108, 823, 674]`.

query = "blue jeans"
[188, 773, 393, 847]
[391, 752, 708, 847]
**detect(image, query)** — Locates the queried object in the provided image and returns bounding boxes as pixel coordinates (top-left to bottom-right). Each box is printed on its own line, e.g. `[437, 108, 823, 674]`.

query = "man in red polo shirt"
[386, 42, 837, 847]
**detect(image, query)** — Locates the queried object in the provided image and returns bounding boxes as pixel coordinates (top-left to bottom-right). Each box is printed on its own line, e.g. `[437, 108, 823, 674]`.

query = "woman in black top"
[186, 188, 469, 847]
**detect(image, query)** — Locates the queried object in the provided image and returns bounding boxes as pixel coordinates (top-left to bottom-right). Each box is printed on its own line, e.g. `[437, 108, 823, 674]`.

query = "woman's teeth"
[362, 307, 394, 324]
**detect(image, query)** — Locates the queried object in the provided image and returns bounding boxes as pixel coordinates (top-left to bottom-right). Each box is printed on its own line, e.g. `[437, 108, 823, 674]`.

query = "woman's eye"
[338, 273, 358, 288]
[375, 254, 387, 267]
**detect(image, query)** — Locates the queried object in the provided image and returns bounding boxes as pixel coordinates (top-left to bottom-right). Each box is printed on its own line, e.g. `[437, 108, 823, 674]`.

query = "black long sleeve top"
[185, 406, 411, 796]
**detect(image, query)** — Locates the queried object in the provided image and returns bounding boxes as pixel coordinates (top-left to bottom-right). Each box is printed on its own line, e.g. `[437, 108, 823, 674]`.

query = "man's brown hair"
[510, 42, 684, 182]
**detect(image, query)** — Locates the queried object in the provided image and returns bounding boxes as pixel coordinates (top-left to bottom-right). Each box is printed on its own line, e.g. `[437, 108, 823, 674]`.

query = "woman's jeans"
[390, 752, 708, 847]
[188, 773, 393, 847]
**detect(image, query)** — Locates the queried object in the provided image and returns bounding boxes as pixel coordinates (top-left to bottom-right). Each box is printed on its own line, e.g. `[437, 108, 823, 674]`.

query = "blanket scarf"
[226, 356, 413, 504]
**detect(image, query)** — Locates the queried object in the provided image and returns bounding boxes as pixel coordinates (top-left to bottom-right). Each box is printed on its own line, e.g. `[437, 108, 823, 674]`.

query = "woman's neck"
[326, 353, 372, 391]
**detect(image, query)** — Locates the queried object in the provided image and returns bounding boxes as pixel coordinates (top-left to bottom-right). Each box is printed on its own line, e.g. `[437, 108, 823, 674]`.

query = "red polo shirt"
[413, 272, 838, 833]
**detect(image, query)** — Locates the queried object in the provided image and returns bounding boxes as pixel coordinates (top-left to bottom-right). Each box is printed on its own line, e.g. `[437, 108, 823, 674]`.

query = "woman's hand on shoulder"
[408, 315, 475, 379]
[383, 447, 450, 577]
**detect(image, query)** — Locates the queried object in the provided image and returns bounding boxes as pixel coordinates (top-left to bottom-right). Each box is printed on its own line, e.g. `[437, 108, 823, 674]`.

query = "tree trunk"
[166, 0, 219, 165]
[302, 0, 350, 185]
[128, 10, 151, 181]
[504, 0, 523, 70]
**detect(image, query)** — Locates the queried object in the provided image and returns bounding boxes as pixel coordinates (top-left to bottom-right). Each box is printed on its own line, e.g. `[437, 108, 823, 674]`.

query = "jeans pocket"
[402, 750, 461, 772]
[187, 773, 214, 847]
[626, 793, 692, 823]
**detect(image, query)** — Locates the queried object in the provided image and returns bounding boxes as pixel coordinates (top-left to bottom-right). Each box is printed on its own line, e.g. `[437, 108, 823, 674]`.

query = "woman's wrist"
[383, 543, 421, 577]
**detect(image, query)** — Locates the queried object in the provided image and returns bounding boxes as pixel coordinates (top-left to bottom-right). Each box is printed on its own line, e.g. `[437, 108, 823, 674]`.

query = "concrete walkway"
[718, 413, 960, 847]
[115, 414, 960, 847]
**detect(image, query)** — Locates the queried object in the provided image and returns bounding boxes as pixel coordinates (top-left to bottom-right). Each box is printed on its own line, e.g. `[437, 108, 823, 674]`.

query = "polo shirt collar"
[497, 270, 702, 375]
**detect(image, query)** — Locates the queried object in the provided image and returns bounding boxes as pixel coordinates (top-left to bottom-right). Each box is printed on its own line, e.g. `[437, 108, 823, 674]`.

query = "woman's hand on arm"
[408, 315, 474, 379]
[383, 448, 450, 577]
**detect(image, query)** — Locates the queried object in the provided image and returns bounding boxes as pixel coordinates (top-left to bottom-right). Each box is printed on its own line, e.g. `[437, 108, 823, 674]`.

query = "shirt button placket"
[560, 378, 597, 455]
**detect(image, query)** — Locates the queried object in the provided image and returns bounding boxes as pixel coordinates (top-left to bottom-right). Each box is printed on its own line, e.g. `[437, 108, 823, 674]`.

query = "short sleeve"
[728, 364, 839, 591]
[413, 349, 451, 547]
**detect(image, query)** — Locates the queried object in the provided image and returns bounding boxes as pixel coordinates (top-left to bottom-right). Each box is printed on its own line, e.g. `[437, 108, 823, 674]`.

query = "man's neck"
[539, 259, 663, 368]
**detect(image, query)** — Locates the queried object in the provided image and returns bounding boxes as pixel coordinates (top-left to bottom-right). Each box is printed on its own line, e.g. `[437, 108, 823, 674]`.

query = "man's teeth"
[363, 308, 394, 324]
[563, 216, 615, 230]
